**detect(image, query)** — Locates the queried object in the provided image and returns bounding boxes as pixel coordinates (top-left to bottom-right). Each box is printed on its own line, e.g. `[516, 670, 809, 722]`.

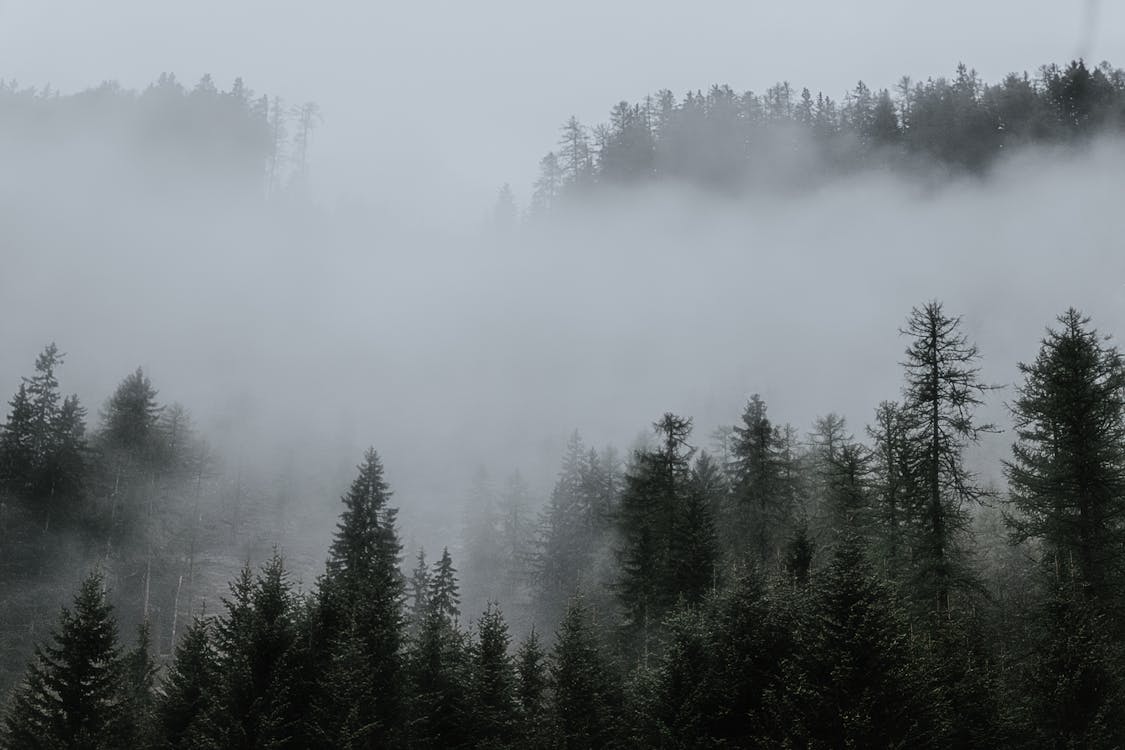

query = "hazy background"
[1, 0, 1122, 220]
[1, 0, 1123, 549]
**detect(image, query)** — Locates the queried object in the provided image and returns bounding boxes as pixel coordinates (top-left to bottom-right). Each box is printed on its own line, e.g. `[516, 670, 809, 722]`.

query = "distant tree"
[730, 395, 786, 565]
[102, 367, 161, 454]
[867, 400, 917, 576]
[408, 548, 431, 634]
[428, 547, 462, 627]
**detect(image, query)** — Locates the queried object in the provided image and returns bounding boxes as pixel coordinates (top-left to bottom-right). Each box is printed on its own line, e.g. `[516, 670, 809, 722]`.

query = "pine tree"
[198, 555, 298, 749]
[787, 535, 931, 747]
[514, 629, 549, 748]
[0, 383, 35, 497]
[1006, 309, 1125, 605]
[730, 395, 785, 566]
[123, 621, 158, 748]
[900, 301, 996, 615]
[616, 413, 694, 657]
[469, 603, 517, 747]
[316, 448, 405, 746]
[430, 547, 461, 626]
[157, 617, 217, 749]
[550, 600, 615, 749]
[668, 453, 719, 605]
[2, 572, 132, 749]
[101, 367, 161, 454]
[408, 547, 431, 634]
[406, 607, 471, 748]
[867, 400, 916, 576]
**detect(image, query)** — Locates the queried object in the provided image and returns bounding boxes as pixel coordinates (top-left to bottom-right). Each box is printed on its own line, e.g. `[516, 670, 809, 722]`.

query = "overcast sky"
[1, 0, 1121, 221]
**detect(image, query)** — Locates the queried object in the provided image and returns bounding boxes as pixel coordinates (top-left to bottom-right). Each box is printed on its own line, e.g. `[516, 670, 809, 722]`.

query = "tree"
[406, 606, 471, 748]
[157, 618, 217, 749]
[900, 301, 996, 615]
[198, 555, 298, 749]
[317, 447, 405, 745]
[101, 367, 161, 454]
[1006, 309, 1125, 606]
[785, 536, 931, 747]
[469, 604, 517, 747]
[122, 621, 158, 748]
[430, 547, 461, 626]
[730, 395, 785, 565]
[615, 413, 695, 657]
[550, 600, 615, 749]
[408, 548, 431, 633]
[3, 572, 132, 749]
[867, 400, 917, 576]
[514, 629, 549, 748]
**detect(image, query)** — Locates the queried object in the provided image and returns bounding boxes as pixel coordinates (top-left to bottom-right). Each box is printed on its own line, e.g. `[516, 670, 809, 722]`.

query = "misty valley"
[2, 54, 1125, 749]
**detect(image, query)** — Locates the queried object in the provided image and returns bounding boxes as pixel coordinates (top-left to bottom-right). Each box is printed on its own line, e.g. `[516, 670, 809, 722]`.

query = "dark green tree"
[550, 600, 615, 750]
[156, 617, 217, 749]
[900, 301, 996, 616]
[2, 572, 132, 749]
[469, 604, 517, 747]
[1006, 309, 1125, 605]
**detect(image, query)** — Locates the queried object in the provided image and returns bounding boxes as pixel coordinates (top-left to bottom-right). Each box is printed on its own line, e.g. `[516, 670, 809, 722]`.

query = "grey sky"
[1, 0, 1120, 220]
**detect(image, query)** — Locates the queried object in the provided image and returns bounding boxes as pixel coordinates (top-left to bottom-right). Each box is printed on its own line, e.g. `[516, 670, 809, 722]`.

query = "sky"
[1, 0, 1121, 221]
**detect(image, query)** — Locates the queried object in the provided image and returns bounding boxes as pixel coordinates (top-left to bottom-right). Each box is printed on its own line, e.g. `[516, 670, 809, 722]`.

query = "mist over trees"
[5, 299, 1125, 747]
[526, 59, 1125, 212]
[4, 55, 1125, 748]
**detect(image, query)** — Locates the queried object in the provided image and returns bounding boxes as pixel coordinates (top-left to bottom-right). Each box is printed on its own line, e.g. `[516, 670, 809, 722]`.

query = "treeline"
[526, 59, 1125, 211]
[0, 74, 319, 197]
[0, 346, 308, 698]
[6, 301, 1125, 746]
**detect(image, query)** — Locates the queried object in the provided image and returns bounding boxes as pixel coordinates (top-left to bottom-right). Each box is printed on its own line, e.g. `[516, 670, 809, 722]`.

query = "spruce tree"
[123, 621, 158, 749]
[2, 572, 131, 749]
[787, 535, 931, 747]
[469, 604, 517, 747]
[101, 367, 161, 454]
[430, 547, 461, 625]
[616, 413, 694, 658]
[315, 447, 405, 746]
[550, 600, 615, 750]
[1006, 309, 1125, 605]
[514, 629, 549, 748]
[157, 617, 217, 749]
[730, 395, 785, 565]
[198, 555, 298, 749]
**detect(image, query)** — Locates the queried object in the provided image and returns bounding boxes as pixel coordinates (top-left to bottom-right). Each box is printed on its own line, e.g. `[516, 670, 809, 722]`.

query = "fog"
[3, 115, 1125, 559]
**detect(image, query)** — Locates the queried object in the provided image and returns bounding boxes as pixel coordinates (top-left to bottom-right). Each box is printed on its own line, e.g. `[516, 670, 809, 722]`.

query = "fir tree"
[429, 547, 461, 626]
[1006, 309, 1125, 606]
[469, 604, 517, 747]
[2, 572, 131, 749]
[157, 617, 217, 750]
[101, 367, 161, 454]
[550, 600, 615, 750]
[514, 629, 549, 748]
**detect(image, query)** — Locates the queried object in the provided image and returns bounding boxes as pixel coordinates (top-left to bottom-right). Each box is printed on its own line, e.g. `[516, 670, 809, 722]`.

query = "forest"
[2, 59, 1125, 748]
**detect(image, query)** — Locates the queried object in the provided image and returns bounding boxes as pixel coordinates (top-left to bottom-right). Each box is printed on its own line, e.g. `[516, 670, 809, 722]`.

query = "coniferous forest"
[3, 57, 1125, 748]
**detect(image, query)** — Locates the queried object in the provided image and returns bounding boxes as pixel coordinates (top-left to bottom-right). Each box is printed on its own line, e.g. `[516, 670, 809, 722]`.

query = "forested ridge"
[524, 58, 1125, 213]
[4, 302, 1125, 747]
[3, 58, 1125, 748]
